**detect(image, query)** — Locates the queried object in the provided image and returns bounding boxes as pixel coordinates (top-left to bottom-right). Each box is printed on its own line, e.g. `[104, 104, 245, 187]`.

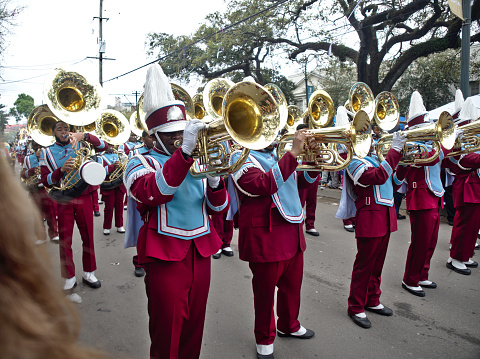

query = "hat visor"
[149, 120, 187, 134]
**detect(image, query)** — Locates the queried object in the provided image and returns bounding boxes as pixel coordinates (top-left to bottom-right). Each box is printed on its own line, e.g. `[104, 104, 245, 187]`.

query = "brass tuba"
[376, 111, 456, 165]
[308, 89, 335, 129]
[192, 93, 206, 120]
[277, 110, 372, 171]
[346, 82, 375, 120]
[43, 67, 104, 126]
[182, 81, 283, 178]
[374, 91, 400, 131]
[27, 104, 59, 147]
[202, 78, 235, 120]
[445, 113, 480, 157]
[129, 111, 145, 137]
[284, 105, 303, 133]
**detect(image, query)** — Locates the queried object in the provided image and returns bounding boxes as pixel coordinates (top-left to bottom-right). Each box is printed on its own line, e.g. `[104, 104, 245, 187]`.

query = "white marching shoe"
[63, 277, 77, 291]
[117, 226, 126, 233]
[51, 235, 59, 242]
[103, 229, 110, 235]
[82, 271, 101, 288]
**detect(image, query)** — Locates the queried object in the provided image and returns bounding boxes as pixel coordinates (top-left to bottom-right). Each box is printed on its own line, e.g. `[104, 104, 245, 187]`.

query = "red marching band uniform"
[40, 130, 107, 289]
[21, 147, 58, 242]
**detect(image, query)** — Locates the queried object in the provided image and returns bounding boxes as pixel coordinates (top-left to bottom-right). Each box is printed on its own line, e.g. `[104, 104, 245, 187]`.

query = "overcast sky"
[0, 0, 232, 123]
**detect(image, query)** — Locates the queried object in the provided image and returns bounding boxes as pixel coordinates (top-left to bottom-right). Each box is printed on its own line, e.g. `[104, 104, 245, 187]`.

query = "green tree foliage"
[392, 50, 461, 114]
[146, 0, 480, 96]
[9, 93, 34, 122]
[0, 103, 8, 134]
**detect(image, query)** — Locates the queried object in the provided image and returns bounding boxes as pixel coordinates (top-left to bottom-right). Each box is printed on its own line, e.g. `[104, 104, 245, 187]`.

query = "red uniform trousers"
[348, 233, 390, 315]
[144, 241, 210, 359]
[450, 204, 480, 261]
[343, 217, 356, 226]
[299, 180, 319, 230]
[403, 207, 439, 286]
[211, 212, 233, 248]
[101, 186, 125, 229]
[57, 193, 96, 278]
[30, 188, 58, 239]
[91, 187, 100, 212]
[248, 250, 303, 345]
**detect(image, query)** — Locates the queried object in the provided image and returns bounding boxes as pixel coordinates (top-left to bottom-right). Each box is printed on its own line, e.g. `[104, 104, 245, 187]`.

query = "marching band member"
[21, 140, 58, 243]
[230, 128, 318, 359]
[124, 64, 229, 359]
[443, 98, 479, 275]
[396, 91, 451, 297]
[124, 130, 154, 277]
[39, 121, 107, 292]
[97, 145, 126, 235]
[336, 107, 408, 328]
[118, 132, 141, 156]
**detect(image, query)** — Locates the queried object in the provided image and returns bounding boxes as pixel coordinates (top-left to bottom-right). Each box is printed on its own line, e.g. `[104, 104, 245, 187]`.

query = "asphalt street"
[40, 187, 480, 359]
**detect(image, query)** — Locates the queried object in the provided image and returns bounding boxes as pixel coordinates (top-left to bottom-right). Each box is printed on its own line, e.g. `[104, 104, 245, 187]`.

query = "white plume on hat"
[408, 91, 426, 120]
[243, 76, 256, 83]
[143, 64, 181, 120]
[458, 97, 478, 122]
[335, 106, 350, 127]
[454, 89, 464, 113]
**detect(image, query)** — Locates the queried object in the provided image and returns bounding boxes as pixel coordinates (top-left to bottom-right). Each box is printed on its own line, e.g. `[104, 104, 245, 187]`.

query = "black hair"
[142, 131, 149, 138]
[51, 121, 66, 132]
[296, 123, 309, 131]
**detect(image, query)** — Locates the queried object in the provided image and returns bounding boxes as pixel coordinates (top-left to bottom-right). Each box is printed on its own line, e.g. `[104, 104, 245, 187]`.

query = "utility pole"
[88, 0, 115, 86]
[460, 0, 472, 96]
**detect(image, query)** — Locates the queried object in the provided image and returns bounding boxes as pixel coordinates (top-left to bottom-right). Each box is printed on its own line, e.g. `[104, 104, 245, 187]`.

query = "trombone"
[376, 112, 456, 165]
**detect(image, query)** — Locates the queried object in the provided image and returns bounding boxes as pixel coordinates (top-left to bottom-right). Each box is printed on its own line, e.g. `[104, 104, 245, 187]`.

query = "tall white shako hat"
[452, 89, 464, 120]
[456, 97, 478, 127]
[143, 64, 187, 134]
[405, 91, 430, 130]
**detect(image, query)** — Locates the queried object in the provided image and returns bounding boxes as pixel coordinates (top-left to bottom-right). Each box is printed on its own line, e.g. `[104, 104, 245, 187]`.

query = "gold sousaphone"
[376, 111, 456, 165]
[27, 104, 60, 147]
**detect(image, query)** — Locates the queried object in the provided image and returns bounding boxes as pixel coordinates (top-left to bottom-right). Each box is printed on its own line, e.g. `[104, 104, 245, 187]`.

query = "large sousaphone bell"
[27, 104, 60, 147]
[346, 82, 375, 120]
[374, 91, 400, 131]
[203, 78, 235, 121]
[308, 89, 335, 129]
[185, 81, 283, 178]
[43, 67, 104, 126]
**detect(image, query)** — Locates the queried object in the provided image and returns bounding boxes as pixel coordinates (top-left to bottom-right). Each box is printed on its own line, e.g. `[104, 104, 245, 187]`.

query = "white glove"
[455, 128, 464, 140]
[181, 119, 205, 155]
[206, 173, 220, 188]
[391, 131, 408, 153]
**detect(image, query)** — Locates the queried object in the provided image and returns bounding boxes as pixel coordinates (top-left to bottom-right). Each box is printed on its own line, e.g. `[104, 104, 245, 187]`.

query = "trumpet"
[445, 114, 480, 157]
[277, 110, 372, 171]
[23, 166, 41, 188]
[376, 112, 456, 165]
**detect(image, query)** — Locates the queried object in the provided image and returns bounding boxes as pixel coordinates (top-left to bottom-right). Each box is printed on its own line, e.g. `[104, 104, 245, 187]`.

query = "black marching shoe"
[464, 260, 478, 268]
[402, 282, 425, 297]
[365, 306, 393, 316]
[212, 250, 222, 259]
[446, 261, 471, 275]
[221, 247, 234, 257]
[475, 243, 480, 249]
[306, 229, 320, 237]
[82, 272, 101, 289]
[418, 280, 437, 289]
[397, 214, 406, 220]
[349, 314, 371, 329]
[257, 353, 274, 359]
[134, 267, 145, 277]
[277, 328, 315, 339]
[94, 211, 101, 217]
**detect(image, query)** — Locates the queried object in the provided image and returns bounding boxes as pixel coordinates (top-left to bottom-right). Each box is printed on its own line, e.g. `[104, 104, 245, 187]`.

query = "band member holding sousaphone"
[97, 144, 126, 235]
[21, 140, 59, 244]
[40, 121, 108, 292]
[337, 113, 408, 329]
[124, 64, 229, 359]
[394, 91, 456, 297]
[442, 97, 480, 275]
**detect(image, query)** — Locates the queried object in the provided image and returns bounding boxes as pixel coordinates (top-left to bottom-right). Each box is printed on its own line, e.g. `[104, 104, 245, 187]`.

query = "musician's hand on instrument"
[68, 132, 84, 148]
[61, 158, 75, 173]
[205, 173, 221, 188]
[305, 135, 319, 152]
[391, 131, 408, 153]
[455, 128, 464, 140]
[182, 119, 205, 155]
[114, 161, 121, 168]
[290, 129, 310, 157]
